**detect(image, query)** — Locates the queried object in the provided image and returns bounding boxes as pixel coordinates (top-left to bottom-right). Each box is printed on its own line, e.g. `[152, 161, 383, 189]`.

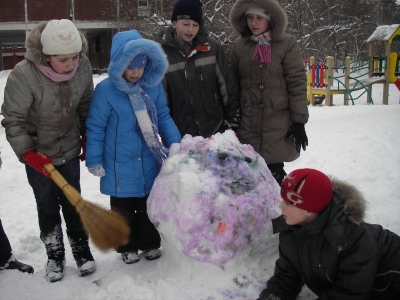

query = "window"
[138, 0, 150, 17]
[138, 0, 148, 7]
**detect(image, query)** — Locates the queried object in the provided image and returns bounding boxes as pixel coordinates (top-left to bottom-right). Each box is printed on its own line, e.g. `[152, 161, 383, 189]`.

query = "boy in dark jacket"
[258, 168, 400, 300]
[154, 0, 240, 138]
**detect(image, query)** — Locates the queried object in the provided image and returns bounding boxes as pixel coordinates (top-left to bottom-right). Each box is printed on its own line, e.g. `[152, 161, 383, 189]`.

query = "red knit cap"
[281, 169, 333, 213]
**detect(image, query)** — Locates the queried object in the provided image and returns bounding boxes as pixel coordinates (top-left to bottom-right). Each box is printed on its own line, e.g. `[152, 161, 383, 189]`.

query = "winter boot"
[67, 230, 96, 277]
[143, 249, 161, 261]
[0, 254, 34, 274]
[40, 224, 66, 283]
[121, 252, 140, 264]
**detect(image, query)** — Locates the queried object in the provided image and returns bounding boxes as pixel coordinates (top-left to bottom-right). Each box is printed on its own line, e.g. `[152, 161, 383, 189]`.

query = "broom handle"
[37, 152, 82, 207]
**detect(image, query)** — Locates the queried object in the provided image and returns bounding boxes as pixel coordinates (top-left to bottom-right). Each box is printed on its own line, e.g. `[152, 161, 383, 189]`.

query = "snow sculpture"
[148, 130, 281, 266]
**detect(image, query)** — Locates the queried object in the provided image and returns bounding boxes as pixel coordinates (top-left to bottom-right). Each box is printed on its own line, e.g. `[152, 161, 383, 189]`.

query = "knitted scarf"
[127, 78, 169, 164]
[35, 60, 79, 82]
[251, 31, 272, 66]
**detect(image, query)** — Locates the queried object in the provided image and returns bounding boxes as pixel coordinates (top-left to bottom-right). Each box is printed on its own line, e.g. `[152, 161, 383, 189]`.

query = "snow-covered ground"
[0, 70, 399, 299]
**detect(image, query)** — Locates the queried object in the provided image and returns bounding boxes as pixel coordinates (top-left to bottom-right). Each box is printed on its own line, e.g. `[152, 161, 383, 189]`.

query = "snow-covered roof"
[367, 24, 400, 43]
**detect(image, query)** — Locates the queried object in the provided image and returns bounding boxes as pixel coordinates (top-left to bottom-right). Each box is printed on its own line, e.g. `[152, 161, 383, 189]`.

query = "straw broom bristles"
[39, 156, 130, 252]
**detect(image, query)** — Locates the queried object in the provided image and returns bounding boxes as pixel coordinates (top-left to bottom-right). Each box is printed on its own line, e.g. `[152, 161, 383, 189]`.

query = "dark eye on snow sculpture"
[245, 157, 252, 163]
[218, 153, 228, 161]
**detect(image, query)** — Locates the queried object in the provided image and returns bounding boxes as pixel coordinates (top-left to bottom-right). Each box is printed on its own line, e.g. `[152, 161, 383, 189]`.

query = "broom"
[38, 152, 130, 252]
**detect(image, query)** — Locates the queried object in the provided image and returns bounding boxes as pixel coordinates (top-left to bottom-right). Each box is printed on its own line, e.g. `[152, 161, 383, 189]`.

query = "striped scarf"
[128, 78, 169, 164]
[250, 31, 272, 66]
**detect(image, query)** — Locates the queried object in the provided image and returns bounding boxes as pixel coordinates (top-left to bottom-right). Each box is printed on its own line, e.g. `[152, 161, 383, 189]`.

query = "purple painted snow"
[148, 130, 281, 265]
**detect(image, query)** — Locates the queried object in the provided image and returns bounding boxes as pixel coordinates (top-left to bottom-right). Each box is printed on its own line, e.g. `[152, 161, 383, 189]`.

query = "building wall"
[27, 0, 71, 20]
[0, 0, 117, 22]
[0, 0, 25, 22]
[0, 0, 177, 71]
[74, 0, 115, 21]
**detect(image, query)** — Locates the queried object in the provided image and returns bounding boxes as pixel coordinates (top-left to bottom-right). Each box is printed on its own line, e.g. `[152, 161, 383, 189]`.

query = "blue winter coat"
[86, 30, 181, 197]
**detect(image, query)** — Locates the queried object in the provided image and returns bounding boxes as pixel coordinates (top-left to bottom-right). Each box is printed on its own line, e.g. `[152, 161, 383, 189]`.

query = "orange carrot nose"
[216, 222, 228, 235]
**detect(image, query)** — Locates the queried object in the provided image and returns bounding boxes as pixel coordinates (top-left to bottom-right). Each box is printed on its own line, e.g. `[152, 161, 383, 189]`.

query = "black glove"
[257, 290, 281, 300]
[224, 108, 241, 128]
[285, 122, 308, 153]
[224, 119, 239, 128]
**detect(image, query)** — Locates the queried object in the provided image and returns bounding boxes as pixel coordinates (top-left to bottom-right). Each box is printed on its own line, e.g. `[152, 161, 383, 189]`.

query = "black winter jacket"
[154, 27, 240, 138]
[261, 178, 400, 300]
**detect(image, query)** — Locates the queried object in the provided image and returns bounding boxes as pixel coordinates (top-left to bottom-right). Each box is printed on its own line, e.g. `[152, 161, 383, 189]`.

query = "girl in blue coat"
[85, 30, 181, 264]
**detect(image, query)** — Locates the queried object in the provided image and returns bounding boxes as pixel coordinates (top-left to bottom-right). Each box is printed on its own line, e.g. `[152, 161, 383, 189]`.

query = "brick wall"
[0, 0, 25, 22]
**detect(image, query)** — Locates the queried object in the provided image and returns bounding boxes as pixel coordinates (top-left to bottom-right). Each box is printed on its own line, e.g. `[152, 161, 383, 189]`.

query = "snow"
[1, 71, 400, 299]
[147, 131, 282, 297]
[367, 24, 400, 42]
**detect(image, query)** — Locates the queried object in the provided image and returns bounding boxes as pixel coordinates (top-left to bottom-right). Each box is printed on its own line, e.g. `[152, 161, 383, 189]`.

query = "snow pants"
[111, 196, 161, 253]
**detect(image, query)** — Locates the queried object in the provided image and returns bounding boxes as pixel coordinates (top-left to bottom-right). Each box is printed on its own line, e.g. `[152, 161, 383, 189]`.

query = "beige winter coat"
[1, 25, 93, 165]
[229, 0, 309, 164]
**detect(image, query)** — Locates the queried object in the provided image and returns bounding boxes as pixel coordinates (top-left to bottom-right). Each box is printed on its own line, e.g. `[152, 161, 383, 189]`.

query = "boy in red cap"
[258, 168, 400, 300]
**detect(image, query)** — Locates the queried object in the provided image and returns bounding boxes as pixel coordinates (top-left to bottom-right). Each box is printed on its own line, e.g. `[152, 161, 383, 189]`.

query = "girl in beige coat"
[1, 19, 95, 282]
[229, 0, 309, 185]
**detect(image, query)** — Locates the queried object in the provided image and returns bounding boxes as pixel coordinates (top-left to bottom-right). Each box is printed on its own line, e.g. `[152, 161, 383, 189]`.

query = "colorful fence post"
[325, 56, 334, 106]
[320, 63, 325, 88]
[309, 56, 316, 105]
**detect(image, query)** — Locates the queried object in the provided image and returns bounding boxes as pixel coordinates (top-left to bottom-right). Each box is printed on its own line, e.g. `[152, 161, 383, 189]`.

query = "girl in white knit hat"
[1, 19, 95, 282]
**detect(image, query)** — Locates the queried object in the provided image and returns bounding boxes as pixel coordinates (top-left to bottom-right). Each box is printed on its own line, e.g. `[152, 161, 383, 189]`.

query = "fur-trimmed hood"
[108, 30, 168, 90]
[330, 177, 366, 225]
[25, 21, 88, 65]
[229, 0, 288, 41]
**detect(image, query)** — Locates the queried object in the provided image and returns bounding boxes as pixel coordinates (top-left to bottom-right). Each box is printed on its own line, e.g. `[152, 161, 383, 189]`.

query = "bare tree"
[203, 0, 239, 56]
[281, 0, 400, 65]
[100, 0, 398, 63]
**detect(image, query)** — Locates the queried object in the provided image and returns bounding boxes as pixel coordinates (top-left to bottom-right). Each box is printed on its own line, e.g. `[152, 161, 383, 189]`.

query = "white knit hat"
[245, 7, 271, 20]
[41, 19, 82, 55]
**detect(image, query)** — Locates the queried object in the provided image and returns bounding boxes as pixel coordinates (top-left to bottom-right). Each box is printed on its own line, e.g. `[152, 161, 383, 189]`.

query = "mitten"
[23, 150, 53, 178]
[224, 119, 239, 129]
[87, 164, 106, 177]
[285, 122, 308, 153]
[224, 108, 241, 128]
[79, 134, 87, 161]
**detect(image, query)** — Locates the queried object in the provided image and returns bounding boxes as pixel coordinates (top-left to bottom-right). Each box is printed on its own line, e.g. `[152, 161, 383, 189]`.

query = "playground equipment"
[307, 24, 400, 106]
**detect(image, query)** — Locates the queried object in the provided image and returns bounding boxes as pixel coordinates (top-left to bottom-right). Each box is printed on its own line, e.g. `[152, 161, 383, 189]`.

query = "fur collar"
[229, 0, 288, 41]
[331, 177, 366, 225]
[108, 30, 167, 89]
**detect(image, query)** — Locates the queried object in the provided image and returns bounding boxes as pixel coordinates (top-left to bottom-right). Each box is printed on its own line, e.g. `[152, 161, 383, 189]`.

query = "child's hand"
[257, 291, 281, 300]
[87, 164, 106, 177]
[224, 108, 241, 128]
[224, 119, 239, 128]
[79, 134, 87, 161]
[23, 150, 53, 177]
[285, 122, 308, 153]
